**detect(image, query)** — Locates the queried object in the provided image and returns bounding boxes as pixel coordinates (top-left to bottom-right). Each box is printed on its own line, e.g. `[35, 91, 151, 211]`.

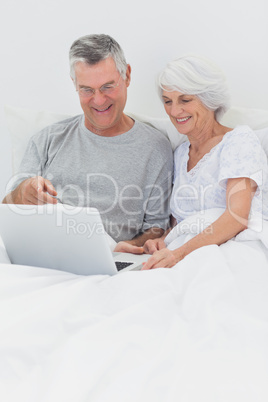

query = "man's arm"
[114, 137, 173, 254]
[2, 176, 58, 205]
[116, 215, 177, 254]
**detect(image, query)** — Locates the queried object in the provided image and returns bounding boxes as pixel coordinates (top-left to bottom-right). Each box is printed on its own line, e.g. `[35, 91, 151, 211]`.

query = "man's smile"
[92, 104, 113, 113]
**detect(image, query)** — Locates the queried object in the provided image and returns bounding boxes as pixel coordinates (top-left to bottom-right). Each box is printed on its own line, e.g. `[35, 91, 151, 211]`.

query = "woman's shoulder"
[220, 125, 261, 150]
[174, 140, 190, 157]
[224, 125, 259, 141]
[219, 125, 267, 169]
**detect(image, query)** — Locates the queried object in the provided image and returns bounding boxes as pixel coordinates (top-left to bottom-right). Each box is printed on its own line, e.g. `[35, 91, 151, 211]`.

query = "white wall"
[0, 0, 267, 199]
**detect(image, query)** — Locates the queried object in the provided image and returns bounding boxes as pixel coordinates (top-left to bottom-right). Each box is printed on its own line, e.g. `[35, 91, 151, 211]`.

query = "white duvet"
[1, 209, 268, 402]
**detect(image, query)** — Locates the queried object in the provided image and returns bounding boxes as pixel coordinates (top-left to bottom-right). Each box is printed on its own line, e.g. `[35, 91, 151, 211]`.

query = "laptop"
[0, 204, 150, 275]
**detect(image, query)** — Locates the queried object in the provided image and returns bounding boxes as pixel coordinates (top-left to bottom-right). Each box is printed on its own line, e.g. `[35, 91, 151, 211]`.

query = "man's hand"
[3, 176, 58, 205]
[114, 241, 144, 254]
[114, 227, 166, 254]
[143, 237, 166, 254]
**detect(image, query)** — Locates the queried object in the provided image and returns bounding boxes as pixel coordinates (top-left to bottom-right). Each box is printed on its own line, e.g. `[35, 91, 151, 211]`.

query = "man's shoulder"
[134, 120, 172, 148]
[40, 114, 82, 134]
[30, 114, 82, 144]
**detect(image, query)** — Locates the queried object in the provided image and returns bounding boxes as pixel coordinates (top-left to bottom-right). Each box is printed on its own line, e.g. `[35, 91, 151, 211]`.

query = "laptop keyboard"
[115, 261, 134, 271]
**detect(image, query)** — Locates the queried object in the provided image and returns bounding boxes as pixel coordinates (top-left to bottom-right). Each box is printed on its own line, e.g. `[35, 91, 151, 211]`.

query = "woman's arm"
[142, 177, 257, 269]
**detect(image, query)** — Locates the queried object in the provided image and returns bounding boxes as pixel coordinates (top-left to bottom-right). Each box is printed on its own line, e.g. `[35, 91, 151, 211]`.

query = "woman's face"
[162, 90, 214, 136]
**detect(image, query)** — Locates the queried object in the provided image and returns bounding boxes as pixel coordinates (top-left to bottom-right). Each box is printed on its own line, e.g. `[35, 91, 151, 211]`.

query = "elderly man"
[3, 34, 173, 250]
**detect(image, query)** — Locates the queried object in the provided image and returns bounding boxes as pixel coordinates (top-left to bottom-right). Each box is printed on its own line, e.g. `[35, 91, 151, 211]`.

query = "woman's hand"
[143, 237, 166, 254]
[141, 248, 184, 270]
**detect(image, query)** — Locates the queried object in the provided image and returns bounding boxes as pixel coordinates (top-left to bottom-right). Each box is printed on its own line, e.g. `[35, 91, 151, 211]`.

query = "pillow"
[5, 105, 72, 173]
[220, 107, 268, 130]
[5, 105, 268, 174]
[128, 107, 268, 157]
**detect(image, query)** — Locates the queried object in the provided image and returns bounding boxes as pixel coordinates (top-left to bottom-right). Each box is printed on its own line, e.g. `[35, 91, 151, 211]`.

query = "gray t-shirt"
[10, 115, 173, 241]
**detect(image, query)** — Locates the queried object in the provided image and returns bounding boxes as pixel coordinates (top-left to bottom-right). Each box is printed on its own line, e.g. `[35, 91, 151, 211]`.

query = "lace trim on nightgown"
[186, 130, 233, 177]
[186, 144, 219, 177]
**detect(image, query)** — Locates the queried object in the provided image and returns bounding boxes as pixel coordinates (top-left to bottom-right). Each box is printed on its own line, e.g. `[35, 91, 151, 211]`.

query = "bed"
[1, 105, 268, 402]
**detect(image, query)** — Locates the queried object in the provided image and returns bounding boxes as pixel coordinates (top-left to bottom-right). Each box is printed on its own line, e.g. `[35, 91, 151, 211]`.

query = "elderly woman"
[142, 55, 268, 270]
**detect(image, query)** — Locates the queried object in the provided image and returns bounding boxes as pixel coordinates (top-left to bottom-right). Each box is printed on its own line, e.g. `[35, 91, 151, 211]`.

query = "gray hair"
[158, 55, 230, 121]
[69, 34, 128, 82]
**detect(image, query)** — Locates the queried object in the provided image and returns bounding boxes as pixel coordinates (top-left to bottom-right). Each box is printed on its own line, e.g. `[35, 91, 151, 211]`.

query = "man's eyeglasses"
[77, 76, 122, 98]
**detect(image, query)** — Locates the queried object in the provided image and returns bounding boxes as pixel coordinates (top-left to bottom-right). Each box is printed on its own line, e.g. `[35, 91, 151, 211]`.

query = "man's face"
[74, 58, 131, 136]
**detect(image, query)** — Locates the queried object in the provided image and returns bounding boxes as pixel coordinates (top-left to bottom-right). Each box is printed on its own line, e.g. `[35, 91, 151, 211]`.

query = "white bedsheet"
[1, 213, 268, 401]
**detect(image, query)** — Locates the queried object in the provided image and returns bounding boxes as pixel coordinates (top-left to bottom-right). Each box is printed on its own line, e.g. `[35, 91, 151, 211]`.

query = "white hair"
[69, 34, 128, 83]
[158, 55, 230, 121]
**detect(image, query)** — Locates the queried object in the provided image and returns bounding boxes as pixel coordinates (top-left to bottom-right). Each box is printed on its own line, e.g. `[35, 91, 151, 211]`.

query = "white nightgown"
[170, 125, 268, 223]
